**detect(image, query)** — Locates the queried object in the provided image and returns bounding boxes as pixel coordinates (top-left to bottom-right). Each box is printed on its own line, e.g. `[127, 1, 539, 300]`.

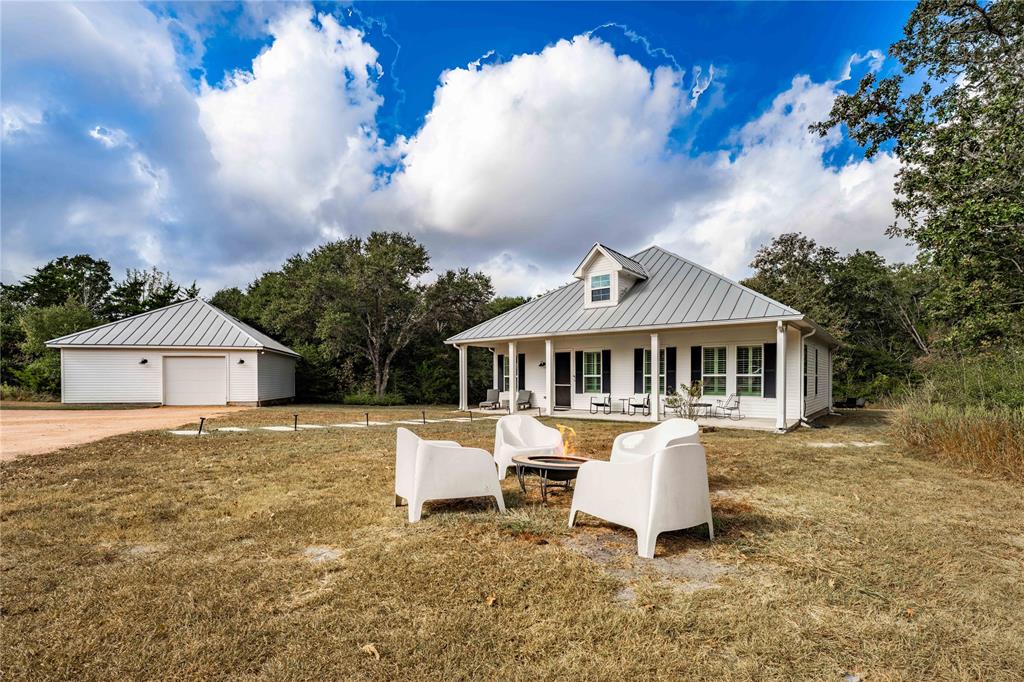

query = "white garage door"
[163, 356, 227, 405]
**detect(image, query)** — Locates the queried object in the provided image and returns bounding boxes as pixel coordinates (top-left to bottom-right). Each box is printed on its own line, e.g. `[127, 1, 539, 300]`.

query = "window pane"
[591, 274, 610, 287]
[704, 377, 726, 396]
[591, 287, 610, 302]
[585, 377, 602, 393]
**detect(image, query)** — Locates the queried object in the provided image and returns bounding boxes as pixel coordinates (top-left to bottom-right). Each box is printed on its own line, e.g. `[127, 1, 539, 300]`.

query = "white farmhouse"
[447, 243, 837, 431]
[46, 298, 298, 406]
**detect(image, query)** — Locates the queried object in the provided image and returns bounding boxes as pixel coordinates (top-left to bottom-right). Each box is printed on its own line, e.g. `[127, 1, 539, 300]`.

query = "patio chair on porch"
[516, 390, 533, 410]
[590, 394, 612, 415]
[713, 394, 742, 420]
[569, 443, 714, 558]
[627, 393, 650, 416]
[395, 428, 506, 522]
[479, 389, 501, 410]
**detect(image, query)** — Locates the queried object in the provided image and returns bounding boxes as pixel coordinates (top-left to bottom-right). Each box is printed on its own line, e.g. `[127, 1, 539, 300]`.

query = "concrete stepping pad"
[167, 430, 205, 436]
[261, 426, 295, 432]
[296, 424, 326, 429]
[217, 427, 249, 432]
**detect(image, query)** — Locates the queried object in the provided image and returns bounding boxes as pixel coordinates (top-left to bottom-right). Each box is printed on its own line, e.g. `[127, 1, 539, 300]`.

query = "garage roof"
[46, 298, 300, 357]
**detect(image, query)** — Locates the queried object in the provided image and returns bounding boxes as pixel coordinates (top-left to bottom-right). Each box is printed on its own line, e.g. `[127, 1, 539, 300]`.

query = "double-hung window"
[702, 347, 727, 396]
[736, 345, 763, 397]
[643, 348, 666, 394]
[503, 358, 510, 391]
[583, 351, 603, 393]
[590, 274, 611, 302]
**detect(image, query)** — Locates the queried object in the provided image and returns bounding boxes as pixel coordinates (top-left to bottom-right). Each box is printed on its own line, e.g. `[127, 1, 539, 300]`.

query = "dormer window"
[590, 274, 611, 302]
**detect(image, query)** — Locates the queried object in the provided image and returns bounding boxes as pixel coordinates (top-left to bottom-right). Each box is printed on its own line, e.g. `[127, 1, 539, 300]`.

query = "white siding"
[488, 321, 826, 427]
[228, 350, 258, 402]
[62, 349, 163, 403]
[61, 348, 260, 404]
[258, 352, 296, 401]
[803, 337, 830, 417]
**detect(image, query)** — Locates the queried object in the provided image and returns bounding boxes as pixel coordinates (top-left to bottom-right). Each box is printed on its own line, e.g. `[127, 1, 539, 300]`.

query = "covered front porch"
[471, 405, 796, 431]
[454, 321, 818, 433]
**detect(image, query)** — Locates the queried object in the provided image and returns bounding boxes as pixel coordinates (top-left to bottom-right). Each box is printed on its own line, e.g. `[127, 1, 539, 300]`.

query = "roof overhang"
[447, 315, 810, 346]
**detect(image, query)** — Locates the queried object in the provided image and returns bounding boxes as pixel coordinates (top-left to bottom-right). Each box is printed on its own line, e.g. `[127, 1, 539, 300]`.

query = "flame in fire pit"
[556, 424, 577, 455]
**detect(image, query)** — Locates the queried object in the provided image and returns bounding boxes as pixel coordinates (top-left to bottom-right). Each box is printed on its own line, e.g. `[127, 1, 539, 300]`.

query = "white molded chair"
[395, 428, 506, 522]
[569, 443, 714, 558]
[611, 418, 700, 463]
[494, 415, 563, 479]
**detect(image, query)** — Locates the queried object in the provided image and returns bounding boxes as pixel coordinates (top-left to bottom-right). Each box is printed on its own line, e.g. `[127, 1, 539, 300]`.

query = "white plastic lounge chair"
[394, 428, 506, 522]
[610, 417, 700, 463]
[569, 443, 714, 558]
[494, 415, 563, 479]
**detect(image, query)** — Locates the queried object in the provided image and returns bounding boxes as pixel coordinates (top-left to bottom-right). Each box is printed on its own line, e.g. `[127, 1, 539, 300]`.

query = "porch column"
[545, 338, 554, 416]
[507, 341, 518, 414]
[458, 344, 468, 411]
[492, 349, 499, 389]
[776, 322, 787, 431]
[650, 333, 660, 422]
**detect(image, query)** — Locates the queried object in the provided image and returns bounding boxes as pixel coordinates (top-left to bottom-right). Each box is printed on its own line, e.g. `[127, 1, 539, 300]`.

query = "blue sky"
[1, 1, 916, 295]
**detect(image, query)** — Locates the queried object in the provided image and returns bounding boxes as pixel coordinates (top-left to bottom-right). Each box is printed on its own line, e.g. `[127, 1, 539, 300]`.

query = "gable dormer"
[573, 243, 648, 310]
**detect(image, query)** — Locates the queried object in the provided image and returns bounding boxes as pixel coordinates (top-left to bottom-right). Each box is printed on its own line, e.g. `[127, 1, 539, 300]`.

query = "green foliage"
[208, 287, 248, 319]
[0, 383, 56, 402]
[813, 0, 1024, 349]
[19, 301, 98, 357]
[14, 355, 62, 396]
[341, 392, 405, 406]
[742, 233, 926, 400]
[6, 254, 112, 313]
[238, 232, 493, 400]
[103, 267, 188, 320]
[914, 350, 1024, 410]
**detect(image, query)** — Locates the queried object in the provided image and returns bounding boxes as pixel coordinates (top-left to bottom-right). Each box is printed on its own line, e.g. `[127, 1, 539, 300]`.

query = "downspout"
[799, 327, 816, 427]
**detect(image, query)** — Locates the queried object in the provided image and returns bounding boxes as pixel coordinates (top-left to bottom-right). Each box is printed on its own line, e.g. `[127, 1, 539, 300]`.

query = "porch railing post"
[650, 333, 660, 422]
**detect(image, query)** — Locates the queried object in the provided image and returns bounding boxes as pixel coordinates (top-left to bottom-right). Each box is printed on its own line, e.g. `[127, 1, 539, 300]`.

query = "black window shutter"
[665, 347, 676, 393]
[763, 343, 777, 398]
[601, 349, 611, 393]
[517, 353, 526, 390]
[690, 346, 702, 385]
[633, 348, 644, 393]
[497, 355, 504, 389]
[574, 351, 583, 393]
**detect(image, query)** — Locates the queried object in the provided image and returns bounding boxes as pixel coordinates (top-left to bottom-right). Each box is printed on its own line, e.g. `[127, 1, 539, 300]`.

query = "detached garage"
[46, 298, 299, 406]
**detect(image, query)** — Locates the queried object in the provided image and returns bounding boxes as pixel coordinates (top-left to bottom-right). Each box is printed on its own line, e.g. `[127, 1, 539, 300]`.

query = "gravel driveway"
[0, 406, 250, 460]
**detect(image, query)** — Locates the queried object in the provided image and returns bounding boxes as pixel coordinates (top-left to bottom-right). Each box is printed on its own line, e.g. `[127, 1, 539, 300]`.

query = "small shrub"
[0, 382, 57, 402]
[341, 392, 405, 406]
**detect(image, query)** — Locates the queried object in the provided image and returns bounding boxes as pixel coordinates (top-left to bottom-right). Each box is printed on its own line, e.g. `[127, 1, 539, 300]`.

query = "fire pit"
[511, 454, 590, 503]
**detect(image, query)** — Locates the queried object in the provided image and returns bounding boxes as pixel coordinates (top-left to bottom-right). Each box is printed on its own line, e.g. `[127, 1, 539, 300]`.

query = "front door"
[554, 352, 572, 409]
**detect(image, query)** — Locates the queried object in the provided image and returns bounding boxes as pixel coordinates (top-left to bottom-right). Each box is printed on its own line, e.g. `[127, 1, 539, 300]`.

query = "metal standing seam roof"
[446, 245, 804, 344]
[46, 298, 300, 357]
[599, 244, 649, 279]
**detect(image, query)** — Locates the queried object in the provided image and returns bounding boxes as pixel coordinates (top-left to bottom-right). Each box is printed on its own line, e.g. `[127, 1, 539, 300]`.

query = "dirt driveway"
[0, 406, 250, 461]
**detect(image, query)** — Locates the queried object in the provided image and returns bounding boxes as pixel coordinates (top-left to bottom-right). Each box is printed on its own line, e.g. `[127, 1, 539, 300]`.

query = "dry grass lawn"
[2, 406, 1022, 680]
